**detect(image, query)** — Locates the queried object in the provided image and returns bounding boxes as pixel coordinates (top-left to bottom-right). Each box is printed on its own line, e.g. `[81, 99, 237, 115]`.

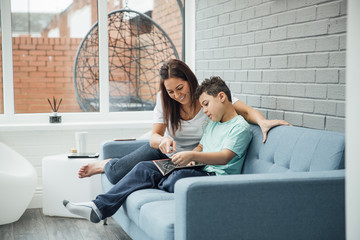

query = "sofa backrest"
[242, 124, 345, 174]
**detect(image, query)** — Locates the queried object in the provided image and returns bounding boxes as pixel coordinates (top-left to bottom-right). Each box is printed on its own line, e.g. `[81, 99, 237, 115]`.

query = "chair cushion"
[242, 125, 345, 174]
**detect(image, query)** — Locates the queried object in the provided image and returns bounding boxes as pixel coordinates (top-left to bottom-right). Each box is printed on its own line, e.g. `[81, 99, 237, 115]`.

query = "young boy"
[63, 76, 252, 223]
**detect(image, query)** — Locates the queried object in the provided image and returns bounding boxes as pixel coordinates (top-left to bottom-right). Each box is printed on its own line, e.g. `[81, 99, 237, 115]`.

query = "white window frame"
[185, 0, 196, 72]
[0, 0, 195, 129]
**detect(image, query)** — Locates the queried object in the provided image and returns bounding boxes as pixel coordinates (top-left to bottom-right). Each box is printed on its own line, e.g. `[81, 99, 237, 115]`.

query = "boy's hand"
[159, 136, 177, 154]
[171, 151, 193, 166]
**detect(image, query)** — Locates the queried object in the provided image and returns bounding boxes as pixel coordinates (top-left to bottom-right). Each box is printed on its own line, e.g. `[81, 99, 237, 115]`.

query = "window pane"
[107, 0, 182, 112]
[11, 0, 99, 113]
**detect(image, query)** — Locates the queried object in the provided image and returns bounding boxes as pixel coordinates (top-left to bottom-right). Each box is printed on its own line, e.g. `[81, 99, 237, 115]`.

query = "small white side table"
[42, 154, 102, 218]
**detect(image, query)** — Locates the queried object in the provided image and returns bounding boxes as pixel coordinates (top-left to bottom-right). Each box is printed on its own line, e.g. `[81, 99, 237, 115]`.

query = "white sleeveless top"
[152, 92, 239, 152]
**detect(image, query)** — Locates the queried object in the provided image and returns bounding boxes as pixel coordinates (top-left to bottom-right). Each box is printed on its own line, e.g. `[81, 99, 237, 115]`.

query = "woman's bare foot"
[78, 159, 110, 178]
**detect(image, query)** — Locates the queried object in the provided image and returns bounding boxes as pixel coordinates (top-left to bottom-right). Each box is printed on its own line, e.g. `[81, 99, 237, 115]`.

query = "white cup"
[75, 132, 88, 154]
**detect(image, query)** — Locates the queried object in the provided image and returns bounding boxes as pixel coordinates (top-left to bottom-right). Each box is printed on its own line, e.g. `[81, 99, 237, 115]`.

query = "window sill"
[0, 120, 152, 132]
[0, 111, 153, 132]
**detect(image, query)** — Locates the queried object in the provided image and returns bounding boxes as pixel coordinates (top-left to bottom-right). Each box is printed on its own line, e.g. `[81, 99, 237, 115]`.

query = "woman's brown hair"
[159, 59, 199, 134]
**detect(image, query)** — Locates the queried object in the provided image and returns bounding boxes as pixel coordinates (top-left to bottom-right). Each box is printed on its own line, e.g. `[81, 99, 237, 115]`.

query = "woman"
[78, 59, 289, 184]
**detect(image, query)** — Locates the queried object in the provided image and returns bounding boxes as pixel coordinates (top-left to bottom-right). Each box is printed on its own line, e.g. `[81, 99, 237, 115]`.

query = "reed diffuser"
[48, 97, 62, 123]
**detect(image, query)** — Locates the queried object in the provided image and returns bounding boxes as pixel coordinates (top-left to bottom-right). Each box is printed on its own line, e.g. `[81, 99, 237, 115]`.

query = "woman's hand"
[259, 119, 291, 143]
[171, 151, 194, 166]
[233, 101, 291, 143]
[159, 136, 177, 154]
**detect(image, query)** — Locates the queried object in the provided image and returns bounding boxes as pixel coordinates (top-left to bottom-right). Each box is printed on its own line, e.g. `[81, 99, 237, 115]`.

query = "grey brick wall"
[195, 0, 346, 132]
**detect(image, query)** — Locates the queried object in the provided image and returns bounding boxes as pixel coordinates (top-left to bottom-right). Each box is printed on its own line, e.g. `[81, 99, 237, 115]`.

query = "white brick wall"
[195, 0, 346, 132]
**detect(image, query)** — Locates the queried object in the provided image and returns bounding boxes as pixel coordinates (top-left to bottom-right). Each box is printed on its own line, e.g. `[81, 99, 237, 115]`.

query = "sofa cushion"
[101, 174, 174, 226]
[122, 188, 174, 227]
[139, 200, 175, 240]
[243, 125, 345, 174]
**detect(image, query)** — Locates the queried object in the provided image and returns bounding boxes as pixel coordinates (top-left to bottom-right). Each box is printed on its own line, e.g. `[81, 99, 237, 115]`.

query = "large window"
[11, 0, 99, 113]
[0, 0, 185, 122]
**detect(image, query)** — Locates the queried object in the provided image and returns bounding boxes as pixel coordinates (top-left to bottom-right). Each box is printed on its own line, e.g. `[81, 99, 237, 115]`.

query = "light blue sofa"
[101, 124, 345, 240]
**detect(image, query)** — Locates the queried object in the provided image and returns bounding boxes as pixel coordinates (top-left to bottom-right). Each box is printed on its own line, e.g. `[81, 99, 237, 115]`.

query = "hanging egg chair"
[73, 8, 179, 112]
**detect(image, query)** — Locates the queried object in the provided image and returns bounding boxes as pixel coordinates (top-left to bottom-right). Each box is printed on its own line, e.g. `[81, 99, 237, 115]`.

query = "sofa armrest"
[174, 170, 345, 240]
[101, 139, 149, 160]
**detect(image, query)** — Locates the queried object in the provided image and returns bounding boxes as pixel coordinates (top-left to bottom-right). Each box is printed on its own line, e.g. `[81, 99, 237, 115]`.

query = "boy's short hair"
[195, 76, 232, 102]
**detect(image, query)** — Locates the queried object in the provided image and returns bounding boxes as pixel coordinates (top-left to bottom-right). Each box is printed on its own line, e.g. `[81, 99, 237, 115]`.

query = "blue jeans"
[104, 143, 168, 184]
[94, 161, 213, 219]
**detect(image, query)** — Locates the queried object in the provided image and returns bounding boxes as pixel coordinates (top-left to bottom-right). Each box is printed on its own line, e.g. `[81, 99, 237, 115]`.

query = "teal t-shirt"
[200, 115, 252, 175]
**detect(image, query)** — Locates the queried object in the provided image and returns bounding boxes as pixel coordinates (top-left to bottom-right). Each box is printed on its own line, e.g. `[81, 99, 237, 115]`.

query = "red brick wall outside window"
[12, 37, 83, 113]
